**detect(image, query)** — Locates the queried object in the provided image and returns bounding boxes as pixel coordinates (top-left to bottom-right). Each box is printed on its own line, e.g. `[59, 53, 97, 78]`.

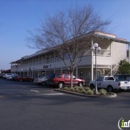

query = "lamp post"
[91, 43, 101, 94]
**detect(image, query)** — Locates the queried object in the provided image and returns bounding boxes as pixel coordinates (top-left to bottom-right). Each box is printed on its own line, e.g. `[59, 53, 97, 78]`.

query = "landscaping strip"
[55, 89, 117, 98]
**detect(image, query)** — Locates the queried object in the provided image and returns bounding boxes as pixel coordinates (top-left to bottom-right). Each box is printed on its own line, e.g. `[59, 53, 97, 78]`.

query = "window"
[55, 74, 62, 78]
[97, 77, 103, 81]
[64, 74, 69, 78]
[105, 77, 114, 80]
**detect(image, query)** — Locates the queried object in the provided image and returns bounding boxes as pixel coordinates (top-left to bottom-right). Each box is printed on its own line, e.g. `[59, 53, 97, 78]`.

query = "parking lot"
[0, 78, 130, 130]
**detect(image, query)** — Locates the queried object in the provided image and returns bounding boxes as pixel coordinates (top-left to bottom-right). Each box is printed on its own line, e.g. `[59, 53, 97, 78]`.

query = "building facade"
[11, 31, 130, 83]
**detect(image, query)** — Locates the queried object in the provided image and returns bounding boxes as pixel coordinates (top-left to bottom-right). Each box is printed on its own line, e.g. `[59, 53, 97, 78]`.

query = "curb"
[54, 89, 117, 98]
[100, 93, 117, 98]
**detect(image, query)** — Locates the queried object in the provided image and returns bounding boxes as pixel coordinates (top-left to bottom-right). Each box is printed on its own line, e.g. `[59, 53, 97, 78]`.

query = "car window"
[7, 73, 12, 75]
[97, 77, 103, 81]
[55, 74, 62, 78]
[105, 77, 114, 80]
[64, 74, 69, 78]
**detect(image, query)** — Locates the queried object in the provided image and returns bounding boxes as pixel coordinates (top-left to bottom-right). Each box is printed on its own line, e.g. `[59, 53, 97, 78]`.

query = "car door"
[64, 74, 70, 85]
[101, 77, 114, 89]
[97, 77, 104, 88]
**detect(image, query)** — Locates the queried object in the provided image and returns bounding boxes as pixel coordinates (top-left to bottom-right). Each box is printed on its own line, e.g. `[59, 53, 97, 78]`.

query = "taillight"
[118, 82, 120, 87]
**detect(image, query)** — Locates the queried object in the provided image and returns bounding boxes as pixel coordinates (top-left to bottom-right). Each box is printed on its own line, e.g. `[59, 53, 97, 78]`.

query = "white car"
[5, 73, 18, 80]
[4, 73, 13, 79]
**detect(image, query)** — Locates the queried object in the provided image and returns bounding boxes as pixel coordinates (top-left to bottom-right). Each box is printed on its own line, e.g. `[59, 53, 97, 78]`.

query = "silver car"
[34, 76, 48, 85]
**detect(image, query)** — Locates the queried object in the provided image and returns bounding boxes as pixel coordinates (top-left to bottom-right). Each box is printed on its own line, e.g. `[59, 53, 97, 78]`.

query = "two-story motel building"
[11, 31, 130, 83]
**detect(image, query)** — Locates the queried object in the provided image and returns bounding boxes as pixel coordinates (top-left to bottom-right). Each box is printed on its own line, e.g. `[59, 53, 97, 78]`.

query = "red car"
[14, 76, 33, 82]
[47, 73, 85, 88]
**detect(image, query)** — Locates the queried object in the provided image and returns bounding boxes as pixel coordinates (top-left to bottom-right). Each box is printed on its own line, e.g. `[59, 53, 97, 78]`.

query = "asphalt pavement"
[0, 78, 130, 130]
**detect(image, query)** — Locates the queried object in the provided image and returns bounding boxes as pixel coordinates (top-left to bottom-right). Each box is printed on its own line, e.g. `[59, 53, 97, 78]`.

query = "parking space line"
[30, 90, 40, 93]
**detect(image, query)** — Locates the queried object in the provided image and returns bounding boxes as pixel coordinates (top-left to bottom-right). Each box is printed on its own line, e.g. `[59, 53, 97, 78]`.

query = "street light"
[91, 43, 101, 94]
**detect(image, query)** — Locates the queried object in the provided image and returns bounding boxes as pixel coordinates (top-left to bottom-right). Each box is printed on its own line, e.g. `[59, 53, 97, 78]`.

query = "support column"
[129, 43, 130, 63]
[38, 69, 39, 77]
[110, 65, 112, 76]
[91, 39, 94, 81]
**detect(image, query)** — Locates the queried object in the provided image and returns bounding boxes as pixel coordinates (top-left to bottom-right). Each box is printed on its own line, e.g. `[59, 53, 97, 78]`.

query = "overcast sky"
[0, 0, 130, 69]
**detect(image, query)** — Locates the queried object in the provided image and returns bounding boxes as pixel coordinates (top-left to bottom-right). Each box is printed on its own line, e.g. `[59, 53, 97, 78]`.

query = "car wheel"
[20, 79, 22, 82]
[58, 82, 64, 89]
[107, 86, 113, 92]
[78, 82, 83, 87]
[90, 84, 95, 89]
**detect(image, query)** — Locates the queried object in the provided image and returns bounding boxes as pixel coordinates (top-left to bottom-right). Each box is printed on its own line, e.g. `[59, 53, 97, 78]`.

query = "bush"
[75, 88, 80, 93]
[86, 89, 94, 95]
[79, 87, 85, 91]
[63, 87, 69, 90]
[81, 89, 87, 94]
[84, 87, 91, 91]
[69, 87, 75, 91]
[99, 89, 107, 95]
[74, 86, 80, 90]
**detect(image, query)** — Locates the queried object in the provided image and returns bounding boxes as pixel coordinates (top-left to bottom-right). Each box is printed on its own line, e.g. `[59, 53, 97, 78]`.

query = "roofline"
[92, 34, 130, 44]
[10, 31, 130, 62]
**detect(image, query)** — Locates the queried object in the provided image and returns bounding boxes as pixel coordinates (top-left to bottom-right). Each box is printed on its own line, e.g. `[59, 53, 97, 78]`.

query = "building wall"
[111, 41, 127, 65]
[11, 34, 129, 81]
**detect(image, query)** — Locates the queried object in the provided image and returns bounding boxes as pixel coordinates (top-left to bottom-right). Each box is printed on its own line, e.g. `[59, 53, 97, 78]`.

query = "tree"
[118, 59, 130, 74]
[28, 5, 110, 88]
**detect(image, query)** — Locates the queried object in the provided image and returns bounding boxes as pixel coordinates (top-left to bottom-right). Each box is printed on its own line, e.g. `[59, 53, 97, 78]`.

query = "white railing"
[93, 49, 111, 57]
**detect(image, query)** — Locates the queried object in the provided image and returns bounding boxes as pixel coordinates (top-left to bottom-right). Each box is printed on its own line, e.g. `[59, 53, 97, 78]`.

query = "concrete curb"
[100, 93, 117, 98]
[54, 89, 117, 98]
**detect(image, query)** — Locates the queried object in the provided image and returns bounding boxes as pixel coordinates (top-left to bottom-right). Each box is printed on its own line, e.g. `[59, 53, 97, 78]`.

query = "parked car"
[0, 73, 5, 78]
[89, 75, 130, 92]
[47, 73, 85, 88]
[34, 76, 48, 85]
[4, 73, 14, 79]
[6, 73, 19, 80]
[14, 76, 34, 82]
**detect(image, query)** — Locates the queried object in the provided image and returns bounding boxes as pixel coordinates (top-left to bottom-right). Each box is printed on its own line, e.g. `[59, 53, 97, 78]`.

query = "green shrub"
[69, 87, 75, 91]
[75, 88, 80, 93]
[99, 89, 107, 95]
[74, 86, 80, 89]
[79, 87, 85, 91]
[63, 87, 69, 90]
[92, 88, 95, 93]
[84, 87, 90, 91]
[81, 89, 87, 94]
[86, 89, 94, 95]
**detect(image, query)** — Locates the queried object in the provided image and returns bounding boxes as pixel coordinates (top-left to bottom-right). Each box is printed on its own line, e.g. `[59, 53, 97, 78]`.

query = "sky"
[0, 0, 130, 70]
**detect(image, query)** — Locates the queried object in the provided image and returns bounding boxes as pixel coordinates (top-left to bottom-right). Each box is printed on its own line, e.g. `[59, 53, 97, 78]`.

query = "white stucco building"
[10, 31, 130, 83]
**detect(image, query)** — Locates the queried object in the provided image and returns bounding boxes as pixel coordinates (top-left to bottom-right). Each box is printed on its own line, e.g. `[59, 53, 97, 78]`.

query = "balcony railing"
[11, 49, 111, 71]
[93, 49, 111, 57]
